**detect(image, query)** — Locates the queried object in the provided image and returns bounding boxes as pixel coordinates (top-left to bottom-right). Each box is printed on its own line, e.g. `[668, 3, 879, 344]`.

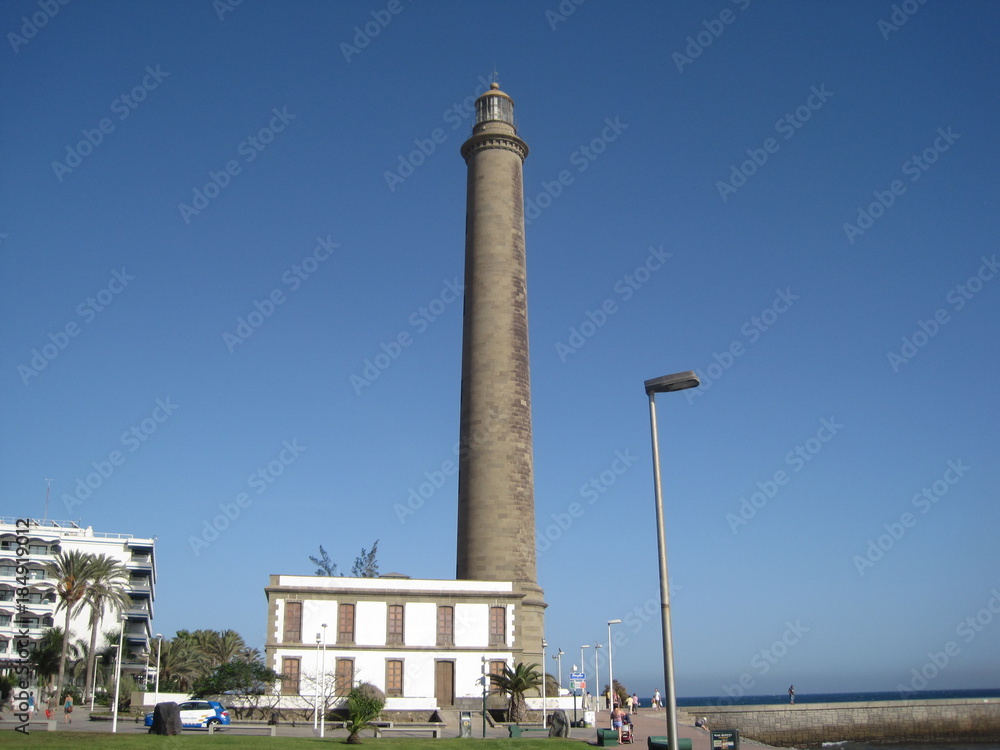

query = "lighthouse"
[455, 82, 545, 660]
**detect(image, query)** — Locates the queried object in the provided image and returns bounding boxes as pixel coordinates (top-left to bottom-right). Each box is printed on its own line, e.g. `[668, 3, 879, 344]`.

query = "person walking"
[625, 694, 633, 713]
[653, 688, 661, 709]
[788, 685, 795, 704]
[632, 694, 639, 713]
[63, 693, 74, 724]
[611, 705, 624, 742]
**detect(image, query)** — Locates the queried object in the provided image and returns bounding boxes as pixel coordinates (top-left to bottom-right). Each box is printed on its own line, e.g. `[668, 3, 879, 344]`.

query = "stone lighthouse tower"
[456, 82, 545, 661]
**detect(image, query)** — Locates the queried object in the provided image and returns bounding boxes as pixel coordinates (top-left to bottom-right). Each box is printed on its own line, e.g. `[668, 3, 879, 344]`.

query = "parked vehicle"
[144, 700, 231, 729]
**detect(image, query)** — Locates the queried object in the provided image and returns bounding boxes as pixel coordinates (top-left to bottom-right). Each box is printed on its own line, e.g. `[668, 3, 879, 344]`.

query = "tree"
[351, 540, 379, 578]
[191, 659, 282, 719]
[490, 661, 542, 724]
[310, 545, 338, 576]
[152, 636, 202, 692]
[346, 681, 385, 744]
[31, 628, 65, 691]
[80, 554, 131, 703]
[46, 550, 101, 706]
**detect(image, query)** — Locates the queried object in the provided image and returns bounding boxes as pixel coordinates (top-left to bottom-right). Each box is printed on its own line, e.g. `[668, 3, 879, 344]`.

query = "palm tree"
[46, 550, 100, 707]
[31, 628, 65, 693]
[198, 629, 246, 668]
[490, 662, 543, 724]
[236, 646, 263, 664]
[80, 554, 131, 703]
[154, 637, 203, 692]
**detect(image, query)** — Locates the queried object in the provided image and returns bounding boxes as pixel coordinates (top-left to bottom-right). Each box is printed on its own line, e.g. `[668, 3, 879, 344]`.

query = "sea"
[636, 689, 1000, 750]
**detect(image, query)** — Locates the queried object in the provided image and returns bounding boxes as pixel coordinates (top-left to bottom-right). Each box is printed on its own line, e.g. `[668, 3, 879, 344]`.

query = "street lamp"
[90, 655, 102, 712]
[541, 639, 548, 728]
[314, 631, 322, 731]
[552, 649, 564, 694]
[607, 620, 621, 710]
[579, 644, 590, 720]
[153, 633, 162, 707]
[645, 370, 700, 750]
[111, 614, 127, 733]
[320, 623, 328, 738]
[482, 656, 488, 738]
[594, 644, 602, 710]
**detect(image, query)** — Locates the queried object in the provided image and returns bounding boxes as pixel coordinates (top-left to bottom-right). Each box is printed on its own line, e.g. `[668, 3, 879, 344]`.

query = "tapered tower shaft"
[456, 83, 538, 588]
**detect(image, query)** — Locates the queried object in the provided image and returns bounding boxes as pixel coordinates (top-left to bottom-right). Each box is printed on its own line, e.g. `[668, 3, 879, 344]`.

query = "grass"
[1, 733, 562, 749]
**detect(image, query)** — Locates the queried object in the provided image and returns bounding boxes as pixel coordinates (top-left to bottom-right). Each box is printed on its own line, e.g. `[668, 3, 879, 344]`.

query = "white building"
[264, 574, 540, 714]
[0, 517, 156, 686]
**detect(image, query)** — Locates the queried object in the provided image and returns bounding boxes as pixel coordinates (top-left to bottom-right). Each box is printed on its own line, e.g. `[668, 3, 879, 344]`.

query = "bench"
[648, 736, 693, 750]
[0, 719, 57, 732]
[327, 720, 393, 729]
[209, 723, 277, 736]
[373, 725, 442, 738]
[598, 727, 619, 746]
[509, 725, 550, 738]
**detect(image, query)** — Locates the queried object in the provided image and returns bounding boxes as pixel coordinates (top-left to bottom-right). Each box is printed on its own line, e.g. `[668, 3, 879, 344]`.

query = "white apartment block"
[264, 575, 536, 712]
[0, 517, 156, 684]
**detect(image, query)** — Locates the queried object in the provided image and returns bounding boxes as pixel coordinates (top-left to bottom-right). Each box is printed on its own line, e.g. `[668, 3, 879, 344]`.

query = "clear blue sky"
[3, 0, 998, 699]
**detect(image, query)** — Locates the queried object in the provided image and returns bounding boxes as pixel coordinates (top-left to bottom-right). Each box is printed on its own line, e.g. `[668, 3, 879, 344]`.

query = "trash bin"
[583, 710, 596, 728]
[460, 711, 473, 738]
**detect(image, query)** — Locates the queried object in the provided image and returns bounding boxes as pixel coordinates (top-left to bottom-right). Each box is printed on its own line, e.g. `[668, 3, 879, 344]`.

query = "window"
[489, 660, 506, 693]
[283, 601, 302, 643]
[0, 639, 8, 652]
[335, 658, 354, 696]
[437, 606, 454, 646]
[0, 566, 13, 577]
[387, 604, 404, 645]
[281, 657, 300, 695]
[28, 544, 48, 555]
[27, 569, 45, 580]
[338, 603, 355, 644]
[489, 606, 506, 646]
[0, 541, 14, 550]
[386, 659, 403, 696]
[0, 614, 10, 626]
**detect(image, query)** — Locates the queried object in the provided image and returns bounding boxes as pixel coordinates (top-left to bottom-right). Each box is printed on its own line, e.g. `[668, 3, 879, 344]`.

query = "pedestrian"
[604, 687, 611, 710]
[63, 693, 73, 723]
[788, 685, 795, 704]
[632, 694, 639, 713]
[611, 705, 624, 742]
[653, 688, 661, 709]
[625, 694, 633, 713]
[27, 691, 35, 716]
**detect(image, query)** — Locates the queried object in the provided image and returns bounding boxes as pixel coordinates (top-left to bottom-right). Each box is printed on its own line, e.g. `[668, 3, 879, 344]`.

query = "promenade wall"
[682, 697, 1000, 746]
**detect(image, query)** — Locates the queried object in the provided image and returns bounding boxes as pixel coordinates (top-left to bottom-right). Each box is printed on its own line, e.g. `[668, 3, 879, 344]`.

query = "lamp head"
[644, 370, 700, 394]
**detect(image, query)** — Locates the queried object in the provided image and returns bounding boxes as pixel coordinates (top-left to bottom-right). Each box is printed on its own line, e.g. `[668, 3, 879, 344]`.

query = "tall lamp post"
[90, 655, 102, 712]
[607, 620, 621, 710]
[111, 614, 127, 733]
[319, 623, 328, 738]
[552, 649, 564, 694]
[541, 639, 548, 728]
[580, 644, 590, 719]
[594, 644, 602, 711]
[645, 370, 700, 750]
[153, 633, 162, 707]
[314, 632, 322, 731]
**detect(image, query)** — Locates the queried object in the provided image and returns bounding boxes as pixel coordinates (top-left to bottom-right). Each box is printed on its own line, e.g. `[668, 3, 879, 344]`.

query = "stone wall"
[682, 697, 1000, 746]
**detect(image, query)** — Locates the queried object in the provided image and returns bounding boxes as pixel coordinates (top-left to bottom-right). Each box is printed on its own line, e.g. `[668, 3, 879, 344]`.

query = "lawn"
[1, 734, 561, 749]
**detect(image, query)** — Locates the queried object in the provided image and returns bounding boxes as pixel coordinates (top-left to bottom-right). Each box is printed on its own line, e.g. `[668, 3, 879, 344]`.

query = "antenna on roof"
[492, 64, 499, 85]
[43, 478, 53, 523]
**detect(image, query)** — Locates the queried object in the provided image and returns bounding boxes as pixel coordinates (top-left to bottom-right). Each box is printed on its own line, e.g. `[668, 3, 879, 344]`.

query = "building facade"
[0, 517, 157, 685]
[264, 575, 533, 711]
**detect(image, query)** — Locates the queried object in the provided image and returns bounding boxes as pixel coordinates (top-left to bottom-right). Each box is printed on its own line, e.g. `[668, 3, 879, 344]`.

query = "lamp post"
[645, 370, 700, 750]
[553, 649, 564, 694]
[153, 633, 162, 707]
[594, 644, 602, 711]
[314, 632, 322, 731]
[320, 623, 328, 738]
[541, 639, 548, 728]
[580, 644, 590, 716]
[482, 657, 488, 738]
[111, 615, 127, 733]
[607, 620, 621, 710]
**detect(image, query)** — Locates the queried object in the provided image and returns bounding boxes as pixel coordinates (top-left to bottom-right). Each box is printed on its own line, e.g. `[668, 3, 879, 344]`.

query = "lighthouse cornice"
[461, 132, 529, 163]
